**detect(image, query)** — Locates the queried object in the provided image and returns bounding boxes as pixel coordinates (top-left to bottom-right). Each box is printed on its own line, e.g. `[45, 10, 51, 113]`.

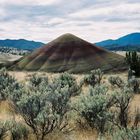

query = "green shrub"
[128, 76, 140, 93]
[83, 69, 103, 87]
[126, 51, 140, 77]
[15, 72, 80, 140]
[0, 120, 12, 140]
[112, 128, 140, 140]
[11, 121, 29, 140]
[108, 76, 124, 88]
[75, 85, 113, 135]
[28, 74, 48, 88]
[0, 68, 22, 102]
[112, 87, 133, 128]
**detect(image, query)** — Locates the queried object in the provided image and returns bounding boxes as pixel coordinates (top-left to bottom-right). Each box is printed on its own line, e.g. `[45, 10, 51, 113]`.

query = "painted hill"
[96, 33, 140, 51]
[0, 39, 44, 51]
[12, 33, 126, 73]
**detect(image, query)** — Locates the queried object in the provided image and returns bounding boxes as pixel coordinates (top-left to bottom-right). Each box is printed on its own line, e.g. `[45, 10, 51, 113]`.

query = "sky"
[0, 0, 140, 43]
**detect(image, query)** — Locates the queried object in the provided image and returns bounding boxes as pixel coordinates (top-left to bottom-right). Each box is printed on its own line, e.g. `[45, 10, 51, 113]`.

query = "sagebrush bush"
[75, 85, 113, 135]
[28, 74, 48, 88]
[52, 72, 81, 96]
[108, 75, 140, 94]
[11, 121, 29, 140]
[112, 87, 133, 128]
[0, 68, 23, 102]
[133, 108, 140, 128]
[15, 72, 80, 140]
[112, 128, 140, 140]
[108, 76, 124, 88]
[128, 76, 140, 93]
[16, 91, 54, 140]
[83, 69, 103, 87]
[0, 120, 12, 140]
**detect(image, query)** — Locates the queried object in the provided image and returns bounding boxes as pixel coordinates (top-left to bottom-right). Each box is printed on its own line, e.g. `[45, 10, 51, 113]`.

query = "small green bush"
[108, 76, 124, 88]
[112, 128, 140, 140]
[15, 72, 80, 140]
[83, 69, 103, 87]
[126, 51, 140, 77]
[0, 120, 12, 140]
[112, 87, 133, 128]
[11, 121, 29, 140]
[128, 76, 140, 93]
[75, 85, 113, 135]
[0, 68, 23, 102]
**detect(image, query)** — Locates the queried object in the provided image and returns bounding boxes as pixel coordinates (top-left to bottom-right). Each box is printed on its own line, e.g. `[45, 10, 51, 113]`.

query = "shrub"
[28, 74, 48, 88]
[0, 68, 22, 102]
[75, 85, 113, 135]
[112, 128, 140, 140]
[16, 91, 53, 140]
[83, 69, 103, 87]
[43, 72, 81, 131]
[112, 87, 133, 128]
[126, 51, 140, 77]
[52, 72, 81, 96]
[108, 76, 124, 88]
[128, 68, 135, 80]
[11, 121, 29, 140]
[15, 73, 79, 140]
[128, 76, 140, 93]
[133, 108, 140, 128]
[0, 120, 12, 140]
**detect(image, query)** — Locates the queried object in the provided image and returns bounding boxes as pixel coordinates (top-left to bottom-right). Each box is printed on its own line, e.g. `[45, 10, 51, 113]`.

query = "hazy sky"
[0, 0, 140, 43]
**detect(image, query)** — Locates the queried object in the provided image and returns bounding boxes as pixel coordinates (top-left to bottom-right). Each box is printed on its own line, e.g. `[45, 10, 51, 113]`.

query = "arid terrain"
[0, 70, 140, 140]
[0, 0, 140, 139]
[0, 36, 139, 140]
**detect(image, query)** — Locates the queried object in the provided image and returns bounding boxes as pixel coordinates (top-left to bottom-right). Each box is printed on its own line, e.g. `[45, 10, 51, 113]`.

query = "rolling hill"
[12, 33, 126, 73]
[96, 33, 140, 51]
[0, 53, 22, 64]
[0, 39, 44, 51]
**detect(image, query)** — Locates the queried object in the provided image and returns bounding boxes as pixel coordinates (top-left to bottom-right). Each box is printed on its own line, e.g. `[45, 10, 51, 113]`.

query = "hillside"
[0, 53, 22, 64]
[0, 47, 30, 55]
[12, 33, 126, 73]
[96, 33, 140, 51]
[0, 39, 44, 51]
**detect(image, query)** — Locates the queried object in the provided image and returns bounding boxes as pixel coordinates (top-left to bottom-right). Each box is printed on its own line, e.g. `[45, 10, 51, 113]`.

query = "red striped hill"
[12, 33, 126, 73]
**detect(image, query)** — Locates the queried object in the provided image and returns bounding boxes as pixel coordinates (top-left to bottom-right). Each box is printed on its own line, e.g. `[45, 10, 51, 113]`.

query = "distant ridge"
[96, 33, 140, 51]
[0, 39, 45, 51]
[12, 33, 126, 73]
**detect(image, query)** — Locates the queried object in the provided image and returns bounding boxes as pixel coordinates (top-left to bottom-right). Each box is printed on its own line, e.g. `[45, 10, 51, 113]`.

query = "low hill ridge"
[96, 32, 140, 51]
[0, 39, 44, 51]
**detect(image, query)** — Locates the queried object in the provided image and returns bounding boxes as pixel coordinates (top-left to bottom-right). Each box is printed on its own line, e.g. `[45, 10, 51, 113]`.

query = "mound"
[12, 33, 126, 73]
